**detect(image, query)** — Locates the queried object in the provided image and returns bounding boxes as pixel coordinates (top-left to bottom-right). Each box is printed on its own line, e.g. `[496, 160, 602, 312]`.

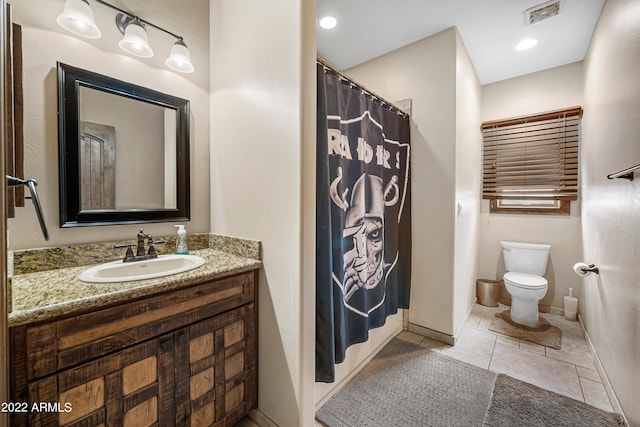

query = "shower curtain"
[316, 63, 412, 382]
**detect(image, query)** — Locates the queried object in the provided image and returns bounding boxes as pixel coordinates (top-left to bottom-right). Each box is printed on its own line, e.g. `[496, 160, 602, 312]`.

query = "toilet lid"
[504, 272, 548, 289]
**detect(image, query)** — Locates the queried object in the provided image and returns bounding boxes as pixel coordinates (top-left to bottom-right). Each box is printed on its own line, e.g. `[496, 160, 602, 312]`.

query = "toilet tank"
[500, 241, 551, 275]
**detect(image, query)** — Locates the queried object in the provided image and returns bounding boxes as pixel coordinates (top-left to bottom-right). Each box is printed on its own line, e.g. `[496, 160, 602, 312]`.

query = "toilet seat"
[504, 272, 548, 290]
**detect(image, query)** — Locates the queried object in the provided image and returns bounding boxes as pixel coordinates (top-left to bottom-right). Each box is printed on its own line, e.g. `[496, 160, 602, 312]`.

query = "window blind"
[482, 106, 582, 200]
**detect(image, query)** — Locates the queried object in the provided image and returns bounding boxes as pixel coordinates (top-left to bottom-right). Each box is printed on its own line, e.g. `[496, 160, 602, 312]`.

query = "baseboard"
[578, 314, 629, 425]
[402, 308, 409, 331]
[407, 298, 477, 346]
[451, 297, 478, 344]
[248, 408, 278, 427]
[407, 322, 454, 346]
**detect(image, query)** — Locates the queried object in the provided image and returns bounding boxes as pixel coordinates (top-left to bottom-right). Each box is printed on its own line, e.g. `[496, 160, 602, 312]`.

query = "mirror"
[57, 62, 190, 227]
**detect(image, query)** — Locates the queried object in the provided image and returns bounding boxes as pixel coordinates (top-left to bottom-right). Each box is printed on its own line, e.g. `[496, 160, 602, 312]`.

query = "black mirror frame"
[57, 62, 190, 227]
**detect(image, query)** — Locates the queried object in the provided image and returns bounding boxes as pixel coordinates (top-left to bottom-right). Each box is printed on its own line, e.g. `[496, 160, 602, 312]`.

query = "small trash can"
[476, 279, 501, 307]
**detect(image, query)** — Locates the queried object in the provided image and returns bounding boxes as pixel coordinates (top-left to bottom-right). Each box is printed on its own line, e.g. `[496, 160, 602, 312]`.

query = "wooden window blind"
[482, 106, 582, 201]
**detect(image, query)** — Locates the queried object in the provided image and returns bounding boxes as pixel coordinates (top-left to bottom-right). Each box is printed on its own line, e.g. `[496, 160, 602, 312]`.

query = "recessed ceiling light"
[515, 39, 538, 51]
[319, 16, 337, 29]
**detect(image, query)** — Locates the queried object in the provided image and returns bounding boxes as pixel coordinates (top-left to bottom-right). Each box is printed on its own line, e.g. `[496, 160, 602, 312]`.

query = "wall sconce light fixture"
[56, 0, 195, 73]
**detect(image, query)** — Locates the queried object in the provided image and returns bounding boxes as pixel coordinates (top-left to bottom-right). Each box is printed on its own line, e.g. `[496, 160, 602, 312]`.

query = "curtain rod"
[317, 56, 409, 118]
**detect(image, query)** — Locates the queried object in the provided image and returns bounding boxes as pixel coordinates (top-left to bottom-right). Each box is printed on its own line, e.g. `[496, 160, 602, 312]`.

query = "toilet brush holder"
[564, 295, 578, 321]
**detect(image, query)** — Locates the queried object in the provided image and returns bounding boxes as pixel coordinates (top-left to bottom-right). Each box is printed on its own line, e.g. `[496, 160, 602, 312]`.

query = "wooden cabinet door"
[25, 335, 175, 427]
[176, 303, 257, 427]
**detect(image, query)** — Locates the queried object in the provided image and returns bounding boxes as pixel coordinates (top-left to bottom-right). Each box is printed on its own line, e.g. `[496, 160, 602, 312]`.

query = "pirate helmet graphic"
[342, 174, 386, 303]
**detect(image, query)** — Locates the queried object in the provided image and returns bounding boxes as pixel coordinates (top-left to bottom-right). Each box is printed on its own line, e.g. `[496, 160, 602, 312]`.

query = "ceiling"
[317, 0, 605, 84]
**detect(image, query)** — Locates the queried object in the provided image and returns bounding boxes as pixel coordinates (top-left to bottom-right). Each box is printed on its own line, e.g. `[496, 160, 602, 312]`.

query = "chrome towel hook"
[6, 175, 49, 241]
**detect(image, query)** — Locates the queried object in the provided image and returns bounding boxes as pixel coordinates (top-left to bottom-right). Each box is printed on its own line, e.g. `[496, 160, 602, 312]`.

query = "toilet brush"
[564, 287, 578, 321]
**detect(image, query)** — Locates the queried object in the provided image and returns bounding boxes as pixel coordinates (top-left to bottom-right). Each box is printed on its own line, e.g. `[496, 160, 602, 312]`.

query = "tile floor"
[237, 303, 614, 426]
[398, 303, 613, 412]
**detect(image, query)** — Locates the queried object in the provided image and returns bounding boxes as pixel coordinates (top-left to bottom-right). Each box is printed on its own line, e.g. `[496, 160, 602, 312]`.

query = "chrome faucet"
[115, 229, 164, 262]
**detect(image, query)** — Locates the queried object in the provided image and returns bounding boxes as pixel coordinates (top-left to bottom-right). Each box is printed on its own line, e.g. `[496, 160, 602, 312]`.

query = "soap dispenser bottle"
[175, 225, 189, 254]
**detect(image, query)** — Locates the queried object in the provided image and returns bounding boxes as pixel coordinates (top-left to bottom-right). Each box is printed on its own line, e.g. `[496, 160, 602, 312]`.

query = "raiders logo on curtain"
[316, 63, 412, 382]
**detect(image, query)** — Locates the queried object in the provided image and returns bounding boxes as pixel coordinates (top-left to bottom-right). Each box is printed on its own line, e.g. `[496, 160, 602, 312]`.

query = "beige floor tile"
[473, 303, 506, 317]
[396, 330, 424, 346]
[496, 334, 519, 348]
[580, 377, 614, 412]
[519, 339, 546, 355]
[233, 417, 258, 427]
[490, 342, 584, 401]
[543, 314, 584, 339]
[576, 365, 602, 382]
[477, 317, 497, 333]
[437, 327, 496, 369]
[546, 335, 596, 370]
[466, 313, 483, 328]
[418, 336, 446, 351]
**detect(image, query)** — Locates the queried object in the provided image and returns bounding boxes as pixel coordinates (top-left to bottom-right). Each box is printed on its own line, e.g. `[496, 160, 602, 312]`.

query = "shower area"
[315, 58, 413, 384]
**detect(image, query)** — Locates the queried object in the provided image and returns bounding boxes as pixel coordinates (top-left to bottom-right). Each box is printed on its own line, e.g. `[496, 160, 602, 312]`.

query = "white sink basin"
[78, 254, 206, 283]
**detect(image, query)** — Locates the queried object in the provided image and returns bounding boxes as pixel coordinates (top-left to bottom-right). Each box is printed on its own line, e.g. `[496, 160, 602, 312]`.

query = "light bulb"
[165, 39, 194, 73]
[118, 20, 154, 58]
[56, 0, 101, 39]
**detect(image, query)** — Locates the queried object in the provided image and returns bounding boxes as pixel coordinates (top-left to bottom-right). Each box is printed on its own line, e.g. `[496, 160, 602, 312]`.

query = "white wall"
[453, 31, 482, 334]
[581, 0, 640, 424]
[479, 62, 584, 310]
[347, 28, 459, 337]
[209, 0, 315, 425]
[9, 0, 210, 249]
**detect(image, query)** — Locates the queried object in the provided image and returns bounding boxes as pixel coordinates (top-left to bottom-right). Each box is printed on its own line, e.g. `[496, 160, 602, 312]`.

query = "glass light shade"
[165, 40, 194, 73]
[118, 20, 154, 58]
[56, 0, 101, 39]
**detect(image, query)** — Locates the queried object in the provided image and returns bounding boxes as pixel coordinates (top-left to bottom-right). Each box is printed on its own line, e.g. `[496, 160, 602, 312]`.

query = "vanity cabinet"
[9, 270, 258, 427]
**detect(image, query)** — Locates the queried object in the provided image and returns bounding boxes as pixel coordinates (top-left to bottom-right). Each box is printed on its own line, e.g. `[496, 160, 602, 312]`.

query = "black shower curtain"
[316, 63, 412, 382]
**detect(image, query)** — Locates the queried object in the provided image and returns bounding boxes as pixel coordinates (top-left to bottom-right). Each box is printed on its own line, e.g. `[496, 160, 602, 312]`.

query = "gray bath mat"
[316, 337, 625, 427]
[488, 310, 562, 349]
[483, 374, 626, 426]
[316, 338, 497, 426]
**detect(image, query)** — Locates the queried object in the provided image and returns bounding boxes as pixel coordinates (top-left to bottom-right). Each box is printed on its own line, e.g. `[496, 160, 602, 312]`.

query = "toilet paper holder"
[577, 263, 600, 275]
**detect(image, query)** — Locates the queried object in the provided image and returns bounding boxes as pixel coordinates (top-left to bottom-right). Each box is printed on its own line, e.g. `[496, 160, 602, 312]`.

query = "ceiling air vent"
[525, 0, 562, 25]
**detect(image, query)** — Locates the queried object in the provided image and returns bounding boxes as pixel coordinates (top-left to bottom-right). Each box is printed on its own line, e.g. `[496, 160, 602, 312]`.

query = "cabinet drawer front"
[18, 271, 255, 381]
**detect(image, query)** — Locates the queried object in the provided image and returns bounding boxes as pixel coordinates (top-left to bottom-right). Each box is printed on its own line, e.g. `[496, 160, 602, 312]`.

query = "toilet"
[500, 241, 551, 327]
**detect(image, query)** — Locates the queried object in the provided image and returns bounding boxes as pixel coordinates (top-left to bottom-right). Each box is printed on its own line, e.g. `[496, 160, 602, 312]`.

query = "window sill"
[489, 200, 571, 216]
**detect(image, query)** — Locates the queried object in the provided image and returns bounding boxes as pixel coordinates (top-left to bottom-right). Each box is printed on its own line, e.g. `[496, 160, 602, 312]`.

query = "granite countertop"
[9, 248, 262, 327]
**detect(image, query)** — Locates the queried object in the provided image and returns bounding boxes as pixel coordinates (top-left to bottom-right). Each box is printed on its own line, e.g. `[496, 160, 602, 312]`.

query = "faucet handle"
[114, 243, 135, 262]
[148, 244, 157, 258]
[146, 235, 165, 257]
[114, 243, 134, 249]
